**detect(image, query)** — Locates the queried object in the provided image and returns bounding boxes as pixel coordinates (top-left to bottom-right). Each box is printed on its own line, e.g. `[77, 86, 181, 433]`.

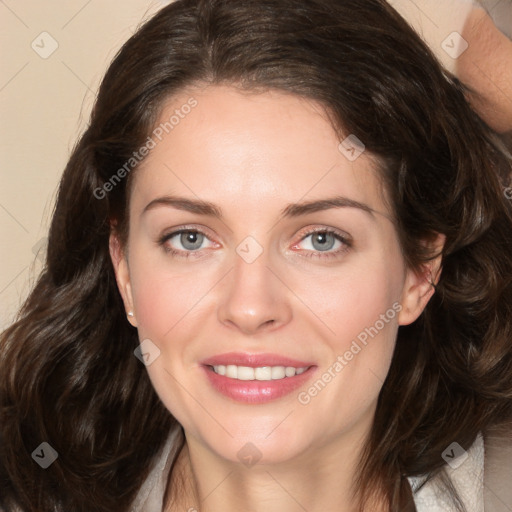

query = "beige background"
[1, 0, 510, 331]
[0, 1, 174, 330]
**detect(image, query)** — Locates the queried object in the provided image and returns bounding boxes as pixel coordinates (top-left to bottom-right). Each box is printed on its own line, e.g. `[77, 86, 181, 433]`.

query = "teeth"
[212, 365, 308, 380]
[285, 367, 296, 377]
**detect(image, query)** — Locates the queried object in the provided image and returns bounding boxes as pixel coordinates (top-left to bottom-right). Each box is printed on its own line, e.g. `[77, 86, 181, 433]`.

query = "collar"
[131, 429, 486, 512]
[407, 432, 485, 512]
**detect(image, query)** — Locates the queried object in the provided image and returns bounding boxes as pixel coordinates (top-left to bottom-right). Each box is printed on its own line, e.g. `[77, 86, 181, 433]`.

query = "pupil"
[181, 232, 203, 250]
[313, 232, 334, 251]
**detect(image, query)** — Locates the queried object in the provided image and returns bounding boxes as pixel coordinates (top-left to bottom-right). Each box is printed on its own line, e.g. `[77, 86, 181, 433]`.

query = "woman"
[1, 0, 511, 511]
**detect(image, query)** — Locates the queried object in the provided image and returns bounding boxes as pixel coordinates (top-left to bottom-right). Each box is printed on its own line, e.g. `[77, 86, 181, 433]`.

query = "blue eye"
[175, 231, 205, 251]
[158, 226, 352, 260]
[303, 231, 337, 251]
[294, 228, 352, 259]
[158, 229, 213, 258]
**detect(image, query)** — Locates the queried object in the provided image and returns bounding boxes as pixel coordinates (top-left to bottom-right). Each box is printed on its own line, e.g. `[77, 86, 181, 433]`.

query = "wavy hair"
[1, 0, 512, 511]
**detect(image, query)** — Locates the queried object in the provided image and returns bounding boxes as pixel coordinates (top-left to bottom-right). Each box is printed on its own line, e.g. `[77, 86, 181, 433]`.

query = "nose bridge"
[216, 238, 291, 334]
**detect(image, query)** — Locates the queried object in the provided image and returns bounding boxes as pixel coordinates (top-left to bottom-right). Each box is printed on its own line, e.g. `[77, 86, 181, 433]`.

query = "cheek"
[129, 236, 405, 351]
[292, 254, 404, 350]
[126, 235, 214, 340]
[130, 266, 210, 343]
[295, 251, 403, 410]
[295, 271, 401, 434]
[127, 258, 210, 424]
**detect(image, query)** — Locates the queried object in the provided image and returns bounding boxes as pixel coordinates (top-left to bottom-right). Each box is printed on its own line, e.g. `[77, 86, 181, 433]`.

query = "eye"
[158, 228, 215, 257]
[292, 228, 352, 259]
[157, 226, 351, 260]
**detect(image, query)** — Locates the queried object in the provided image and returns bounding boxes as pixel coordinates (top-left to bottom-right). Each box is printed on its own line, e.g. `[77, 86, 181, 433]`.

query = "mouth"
[209, 364, 310, 380]
[200, 353, 316, 403]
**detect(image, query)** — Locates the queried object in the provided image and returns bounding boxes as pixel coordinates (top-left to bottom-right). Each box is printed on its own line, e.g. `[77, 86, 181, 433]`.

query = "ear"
[398, 233, 445, 326]
[109, 230, 137, 327]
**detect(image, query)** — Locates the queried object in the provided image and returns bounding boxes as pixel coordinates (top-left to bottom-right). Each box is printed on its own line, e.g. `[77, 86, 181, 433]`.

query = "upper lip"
[201, 352, 315, 368]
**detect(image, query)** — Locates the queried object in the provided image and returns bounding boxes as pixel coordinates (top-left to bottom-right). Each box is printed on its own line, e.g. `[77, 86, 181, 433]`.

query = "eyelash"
[158, 227, 215, 259]
[157, 226, 352, 260]
[292, 227, 352, 259]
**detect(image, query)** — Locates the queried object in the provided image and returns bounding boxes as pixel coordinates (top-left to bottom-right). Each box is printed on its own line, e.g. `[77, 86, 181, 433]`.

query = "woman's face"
[111, 84, 438, 464]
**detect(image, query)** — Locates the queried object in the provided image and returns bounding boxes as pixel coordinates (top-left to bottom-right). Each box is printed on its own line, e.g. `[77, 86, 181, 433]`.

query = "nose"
[217, 248, 293, 335]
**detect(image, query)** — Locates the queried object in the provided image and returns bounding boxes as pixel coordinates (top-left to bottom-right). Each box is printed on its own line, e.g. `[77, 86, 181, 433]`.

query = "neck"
[165, 426, 388, 512]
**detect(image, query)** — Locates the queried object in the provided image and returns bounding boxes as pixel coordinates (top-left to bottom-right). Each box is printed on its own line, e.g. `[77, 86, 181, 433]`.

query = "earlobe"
[398, 234, 445, 326]
[109, 232, 137, 327]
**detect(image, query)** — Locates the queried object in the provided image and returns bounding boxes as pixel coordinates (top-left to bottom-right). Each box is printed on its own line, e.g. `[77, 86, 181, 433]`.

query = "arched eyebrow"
[281, 196, 376, 219]
[142, 196, 222, 218]
[141, 195, 377, 221]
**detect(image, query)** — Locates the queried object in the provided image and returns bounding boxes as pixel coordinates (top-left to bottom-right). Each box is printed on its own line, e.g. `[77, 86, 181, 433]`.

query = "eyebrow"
[141, 195, 377, 220]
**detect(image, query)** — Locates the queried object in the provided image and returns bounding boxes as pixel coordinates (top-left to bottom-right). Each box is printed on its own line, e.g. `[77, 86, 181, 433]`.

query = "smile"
[203, 364, 316, 404]
[211, 364, 309, 380]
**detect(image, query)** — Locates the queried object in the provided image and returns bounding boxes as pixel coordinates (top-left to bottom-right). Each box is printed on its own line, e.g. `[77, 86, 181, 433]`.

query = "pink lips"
[201, 352, 314, 368]
[201, 352, 316, 404]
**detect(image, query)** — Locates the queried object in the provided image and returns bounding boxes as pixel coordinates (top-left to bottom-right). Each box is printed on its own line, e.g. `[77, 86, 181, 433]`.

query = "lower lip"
[202, 365, 316, 404]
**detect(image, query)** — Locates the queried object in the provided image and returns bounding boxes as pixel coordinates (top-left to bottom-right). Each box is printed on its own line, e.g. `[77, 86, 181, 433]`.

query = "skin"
[457, 6, 512, 135]
[390, 0, 512, 134]
[110, 84, 444, 512]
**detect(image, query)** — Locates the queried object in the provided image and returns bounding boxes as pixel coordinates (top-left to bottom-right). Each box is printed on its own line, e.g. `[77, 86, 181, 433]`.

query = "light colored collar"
[131, 429, 486, 512]
[130, 426, 184, 512]
[407, 433, 485, 512]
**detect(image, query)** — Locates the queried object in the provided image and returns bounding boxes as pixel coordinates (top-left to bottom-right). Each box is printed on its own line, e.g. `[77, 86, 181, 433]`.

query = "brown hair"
[1, 1, 512, 511]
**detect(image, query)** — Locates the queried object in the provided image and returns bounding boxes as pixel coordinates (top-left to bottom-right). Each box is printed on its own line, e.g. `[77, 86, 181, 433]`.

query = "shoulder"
[409, 427, 512, 512]
[483, 422, 512, 511]
[409, 433, 485, 511]
[130, 426, 184, 512]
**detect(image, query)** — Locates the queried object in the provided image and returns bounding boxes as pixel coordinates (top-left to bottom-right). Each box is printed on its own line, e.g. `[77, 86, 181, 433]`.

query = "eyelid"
[157, 225, 218, 256]
[157, 224, 352, 259]
[158, 224, 215, 241]
[295, 225, 352, 242]
[291, 226, 352, 258]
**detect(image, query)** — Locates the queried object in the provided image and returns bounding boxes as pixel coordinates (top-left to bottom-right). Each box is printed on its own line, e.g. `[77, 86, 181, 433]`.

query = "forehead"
[131, 84, 390, 220]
